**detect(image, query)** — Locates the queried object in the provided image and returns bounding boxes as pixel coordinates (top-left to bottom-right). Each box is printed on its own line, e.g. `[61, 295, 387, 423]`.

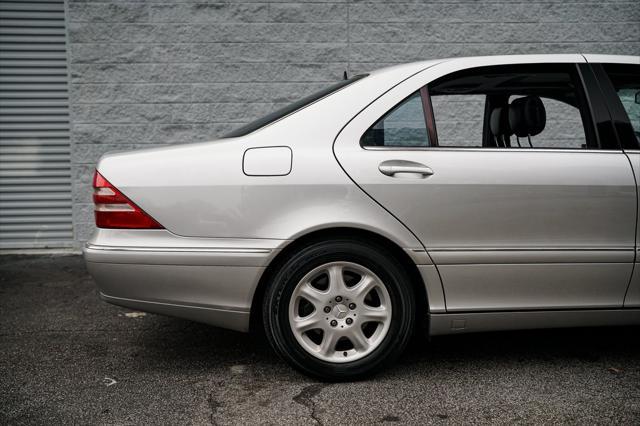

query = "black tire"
[262, 238, 415, 381]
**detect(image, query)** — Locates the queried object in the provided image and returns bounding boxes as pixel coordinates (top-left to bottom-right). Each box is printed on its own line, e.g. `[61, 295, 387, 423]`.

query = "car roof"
[581, 54, 639, 64]
[368, 54, 638, 77]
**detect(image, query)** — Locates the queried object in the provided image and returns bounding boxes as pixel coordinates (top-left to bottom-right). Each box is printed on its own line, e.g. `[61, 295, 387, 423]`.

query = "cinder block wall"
[66, 0, 640, 245]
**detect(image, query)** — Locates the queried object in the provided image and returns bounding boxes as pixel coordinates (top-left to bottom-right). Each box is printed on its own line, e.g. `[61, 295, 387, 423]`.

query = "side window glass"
[427, 64, 595, 149]
[618, 89, 640, 135]
[603, 64, 640, 144]
[430, 94, 485, 147]
[361, 91, 429, 147]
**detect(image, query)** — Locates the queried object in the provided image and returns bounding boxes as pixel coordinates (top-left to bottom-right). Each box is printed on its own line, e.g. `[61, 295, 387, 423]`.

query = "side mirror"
[635, 91, 640, 104]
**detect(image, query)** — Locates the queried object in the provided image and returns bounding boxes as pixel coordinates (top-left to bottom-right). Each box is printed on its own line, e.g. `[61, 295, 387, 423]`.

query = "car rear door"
[334, 57, 637, 312]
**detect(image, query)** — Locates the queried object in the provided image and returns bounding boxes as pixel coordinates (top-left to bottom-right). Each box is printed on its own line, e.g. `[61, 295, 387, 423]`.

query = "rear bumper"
[84, 229, 284, 332]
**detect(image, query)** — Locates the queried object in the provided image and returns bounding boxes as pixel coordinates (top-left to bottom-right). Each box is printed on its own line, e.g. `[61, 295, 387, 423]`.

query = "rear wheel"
[262, 239, 415, 380]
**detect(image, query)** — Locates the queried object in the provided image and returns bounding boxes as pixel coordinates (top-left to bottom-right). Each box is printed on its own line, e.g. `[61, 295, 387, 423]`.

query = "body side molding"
[429, 309, 640, 335]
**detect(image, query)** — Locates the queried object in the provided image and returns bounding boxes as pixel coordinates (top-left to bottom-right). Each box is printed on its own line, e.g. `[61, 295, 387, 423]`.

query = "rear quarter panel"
[95, 62, 439, 250]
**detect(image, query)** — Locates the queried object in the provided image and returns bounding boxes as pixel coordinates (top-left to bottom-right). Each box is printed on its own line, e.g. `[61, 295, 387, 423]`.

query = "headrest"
[508, 96, 546, 137]
[489, 107, 512, 136]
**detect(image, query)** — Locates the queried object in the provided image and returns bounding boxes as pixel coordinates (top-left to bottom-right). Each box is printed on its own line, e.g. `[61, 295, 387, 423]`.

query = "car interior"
[488, 95, 546, 148]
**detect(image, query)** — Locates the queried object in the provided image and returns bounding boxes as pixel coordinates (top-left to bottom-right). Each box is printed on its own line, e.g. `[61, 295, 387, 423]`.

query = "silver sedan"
[84, 54, 640, 380]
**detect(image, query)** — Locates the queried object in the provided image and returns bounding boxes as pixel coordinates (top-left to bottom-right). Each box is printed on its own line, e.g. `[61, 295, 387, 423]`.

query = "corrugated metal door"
[0, 0, 73, 249]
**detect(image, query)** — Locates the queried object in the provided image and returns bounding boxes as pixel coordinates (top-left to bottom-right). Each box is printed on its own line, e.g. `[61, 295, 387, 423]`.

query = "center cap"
[333, 304, 348, 319]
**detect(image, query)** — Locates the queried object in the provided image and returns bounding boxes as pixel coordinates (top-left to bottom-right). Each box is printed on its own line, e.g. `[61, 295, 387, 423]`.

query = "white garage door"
[0, 0, 73, 249]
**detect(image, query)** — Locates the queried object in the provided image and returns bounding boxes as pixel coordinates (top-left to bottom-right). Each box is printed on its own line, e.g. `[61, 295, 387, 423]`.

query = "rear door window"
[427, 64, 597, 149]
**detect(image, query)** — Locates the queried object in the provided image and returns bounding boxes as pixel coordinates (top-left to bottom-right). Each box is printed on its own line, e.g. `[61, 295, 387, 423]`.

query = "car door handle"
[378, 160, 434, 177]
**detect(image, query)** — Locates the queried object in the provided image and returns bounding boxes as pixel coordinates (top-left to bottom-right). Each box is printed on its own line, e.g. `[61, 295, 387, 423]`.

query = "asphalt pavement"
[1, 254, 639, 425]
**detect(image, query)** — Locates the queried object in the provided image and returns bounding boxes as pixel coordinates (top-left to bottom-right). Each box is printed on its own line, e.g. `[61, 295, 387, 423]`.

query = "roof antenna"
[343, 70, 348, 80]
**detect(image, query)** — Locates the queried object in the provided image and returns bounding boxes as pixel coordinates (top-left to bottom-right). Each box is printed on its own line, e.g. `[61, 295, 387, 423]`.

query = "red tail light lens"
[92, 171, 163, 229]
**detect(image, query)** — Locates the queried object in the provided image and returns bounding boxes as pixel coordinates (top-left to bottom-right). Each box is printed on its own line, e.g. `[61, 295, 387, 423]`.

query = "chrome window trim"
[361, 146, 623, 153]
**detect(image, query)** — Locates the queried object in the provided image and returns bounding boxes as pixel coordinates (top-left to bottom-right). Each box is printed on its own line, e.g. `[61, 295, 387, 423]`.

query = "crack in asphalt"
[207, 392, 222, 425]
[293, 383, 327, 425]
[206, 379, 226, 426]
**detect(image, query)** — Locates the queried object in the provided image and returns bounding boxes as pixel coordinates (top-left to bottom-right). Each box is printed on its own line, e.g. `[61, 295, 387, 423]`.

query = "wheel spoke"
[360, 306, 389, 323]
[353, 275, 377, 301]
[327, 264, 348, 293]
[292, 313, 323, 333]
[298, 282, 324, 306]
[318, 330, 340, 356]
[347, 327, 370, 351]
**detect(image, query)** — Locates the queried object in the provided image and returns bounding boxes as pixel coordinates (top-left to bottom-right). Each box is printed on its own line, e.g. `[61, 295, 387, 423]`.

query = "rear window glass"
[224, 74, 368, 138]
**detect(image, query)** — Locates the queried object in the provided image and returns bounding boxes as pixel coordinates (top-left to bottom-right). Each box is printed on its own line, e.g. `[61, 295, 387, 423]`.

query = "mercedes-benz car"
[84, 54, 640, 380]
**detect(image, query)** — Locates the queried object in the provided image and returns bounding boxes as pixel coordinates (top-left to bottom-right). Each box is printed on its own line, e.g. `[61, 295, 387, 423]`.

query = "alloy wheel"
[288, 261, 392, 363]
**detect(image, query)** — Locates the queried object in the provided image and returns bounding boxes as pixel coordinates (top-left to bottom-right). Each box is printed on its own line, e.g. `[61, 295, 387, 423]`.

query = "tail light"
[92, 171, 163, 229]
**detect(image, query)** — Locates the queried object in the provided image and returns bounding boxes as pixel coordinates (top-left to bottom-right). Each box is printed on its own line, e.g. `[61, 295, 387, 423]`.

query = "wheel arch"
[249, 226, 429, 333]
